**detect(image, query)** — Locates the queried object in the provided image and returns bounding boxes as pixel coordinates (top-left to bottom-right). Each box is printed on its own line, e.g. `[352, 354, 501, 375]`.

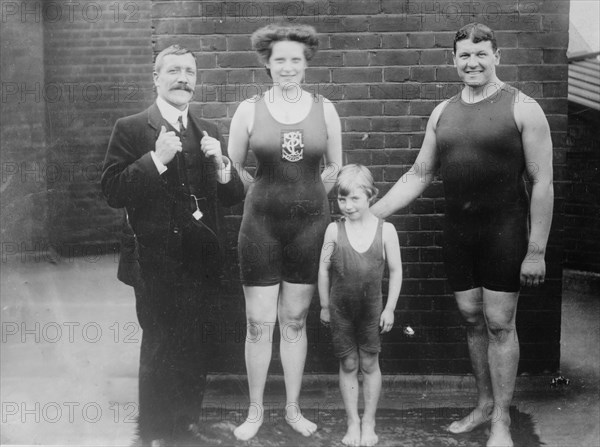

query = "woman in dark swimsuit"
[228, 22, 342, 441]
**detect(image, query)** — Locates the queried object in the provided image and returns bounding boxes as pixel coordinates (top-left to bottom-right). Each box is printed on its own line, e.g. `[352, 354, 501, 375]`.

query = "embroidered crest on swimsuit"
[281, 130, 304, 162]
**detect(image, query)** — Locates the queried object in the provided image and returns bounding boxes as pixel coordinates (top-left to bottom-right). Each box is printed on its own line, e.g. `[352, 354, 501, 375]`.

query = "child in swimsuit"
[318, 164, 403, 447]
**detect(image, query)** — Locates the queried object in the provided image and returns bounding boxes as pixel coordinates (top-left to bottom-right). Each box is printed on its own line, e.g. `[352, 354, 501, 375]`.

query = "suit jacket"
[102, 102, 244, 283]
[116, 210, 142, 288]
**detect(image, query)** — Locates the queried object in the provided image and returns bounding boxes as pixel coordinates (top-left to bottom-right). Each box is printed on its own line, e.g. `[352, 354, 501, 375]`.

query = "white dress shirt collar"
[156, 96, 189, 129]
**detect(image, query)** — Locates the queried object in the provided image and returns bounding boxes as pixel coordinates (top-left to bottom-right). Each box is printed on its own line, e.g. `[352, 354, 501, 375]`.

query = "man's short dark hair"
[453, 23, 497, 53]
[154, 45, 196, 73]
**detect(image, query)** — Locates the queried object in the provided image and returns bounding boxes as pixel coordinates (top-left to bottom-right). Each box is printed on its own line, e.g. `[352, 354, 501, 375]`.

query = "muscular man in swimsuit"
[371, 23, 553, 447]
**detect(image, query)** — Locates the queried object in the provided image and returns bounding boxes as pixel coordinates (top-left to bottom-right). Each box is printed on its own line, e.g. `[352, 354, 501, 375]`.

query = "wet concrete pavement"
[1, 256, 598, 446]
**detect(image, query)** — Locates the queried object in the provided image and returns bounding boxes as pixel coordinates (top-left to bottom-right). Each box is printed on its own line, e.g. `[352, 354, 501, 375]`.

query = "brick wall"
[1, 0, 154, 259]
[1, 0, 48, 254]
[42, 0, 154, 252]
[564, 103, 600, 273]
[1, 0, 569, 374]
[151, 0, 568, 374]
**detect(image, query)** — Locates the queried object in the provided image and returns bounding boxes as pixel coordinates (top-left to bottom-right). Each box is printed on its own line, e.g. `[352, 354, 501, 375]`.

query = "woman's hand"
[320, 307, 330, 326]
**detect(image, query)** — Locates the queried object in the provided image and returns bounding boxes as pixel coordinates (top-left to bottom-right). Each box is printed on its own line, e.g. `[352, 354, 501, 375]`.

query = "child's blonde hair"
[336, 164, 379, 202]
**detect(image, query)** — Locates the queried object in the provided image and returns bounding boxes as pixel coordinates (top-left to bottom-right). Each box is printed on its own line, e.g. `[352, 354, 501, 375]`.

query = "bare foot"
[341, 420, 361, 446]
[447, 405, 493, 433]
[285, 414, 317, 437]
[360, 420, 378, 446]
[233, 404, 264, 441]
[233, 419, 263, 441]
[487, 420, 513, 447]
[285, 404, 317, 437]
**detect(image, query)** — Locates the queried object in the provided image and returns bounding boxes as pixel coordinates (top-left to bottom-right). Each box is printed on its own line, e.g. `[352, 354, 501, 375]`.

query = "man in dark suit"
[101, 45, 244, 446]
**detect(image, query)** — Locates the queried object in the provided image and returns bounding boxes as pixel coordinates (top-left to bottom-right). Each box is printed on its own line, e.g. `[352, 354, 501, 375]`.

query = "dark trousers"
[134, 275, 210, 442]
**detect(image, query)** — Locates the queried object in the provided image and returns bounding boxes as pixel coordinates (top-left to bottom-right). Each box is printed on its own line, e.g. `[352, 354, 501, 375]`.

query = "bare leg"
[448, 288, 494, 433]
[359, 351, 381, 447]
[278, 281, 317, 436]
[483, 288, 519, 447]
[234, 285, 279, 441]
[339, 351, 361, 446]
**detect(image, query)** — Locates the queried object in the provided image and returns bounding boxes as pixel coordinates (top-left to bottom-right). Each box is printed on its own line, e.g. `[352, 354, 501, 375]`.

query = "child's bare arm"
[318, 223, 337, 323]
[380, 222, 402, 333]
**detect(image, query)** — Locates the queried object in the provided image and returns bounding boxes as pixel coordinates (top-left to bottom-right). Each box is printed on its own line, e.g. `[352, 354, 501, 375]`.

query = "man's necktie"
[177, 115, 185, 133]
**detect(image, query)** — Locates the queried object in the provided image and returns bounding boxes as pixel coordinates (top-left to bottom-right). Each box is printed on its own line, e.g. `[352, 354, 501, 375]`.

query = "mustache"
[171, 84, 194, 93]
